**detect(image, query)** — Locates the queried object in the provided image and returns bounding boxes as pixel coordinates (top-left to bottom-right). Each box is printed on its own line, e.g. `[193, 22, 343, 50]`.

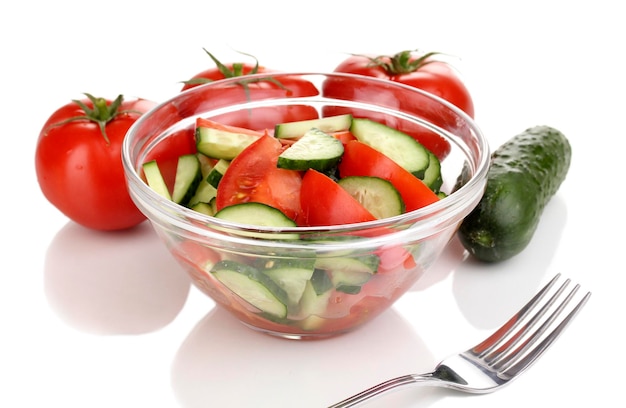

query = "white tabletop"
[2, 1, 622, 406]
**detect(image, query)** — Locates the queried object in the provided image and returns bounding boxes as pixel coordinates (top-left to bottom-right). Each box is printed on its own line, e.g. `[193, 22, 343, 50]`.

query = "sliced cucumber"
[214, 202, 296, 227]
[274, 114, 353, 139]
[142, 160, 172, 200]
[310, 268, 334, 294]
[338, 176, 405, 219]
[188, 181, 217, 207]
[196, 152, 214, 178]
[211, 260, 288, 318]
[350, 118, 430, 178]
[315, 254, 379, 294]
[277, 128, 344, 172]
[421, 151, 443, 193]
[196, 126, 260, 160]
[214, 202, 298, 239]
[188, 153, 218, 206]
[298, 270, 333, 314]
[191, 200, 216, 216]
[206, 158, 230, 188]
[172, 154, 203, 205]
[295, 269, 336, 330]
[257, 258, 316, 306]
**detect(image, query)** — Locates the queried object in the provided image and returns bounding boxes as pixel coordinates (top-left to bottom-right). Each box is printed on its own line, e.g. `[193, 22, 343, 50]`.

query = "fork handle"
[328, 373, 440, 408]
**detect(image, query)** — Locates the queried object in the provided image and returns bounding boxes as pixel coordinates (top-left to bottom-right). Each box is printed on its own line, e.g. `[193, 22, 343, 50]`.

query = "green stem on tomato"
[365, 49, 440, 75]
[45, 94, 140, 145]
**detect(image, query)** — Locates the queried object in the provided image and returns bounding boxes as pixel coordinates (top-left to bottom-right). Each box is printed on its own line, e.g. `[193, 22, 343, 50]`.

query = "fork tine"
[491, 280, 576, 367]
[471, 274, 562, 358]
[497, 287, 591, 377]
[486, 277, 574, 366]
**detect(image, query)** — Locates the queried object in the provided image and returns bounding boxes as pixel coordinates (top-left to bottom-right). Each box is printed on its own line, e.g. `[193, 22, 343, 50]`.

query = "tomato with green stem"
[35, 94, 158, 231]
[331, 50, 474, 117]
[181, 49, 273, 91]
[180, 49, 320, 130]
[324, 50, 474, 159]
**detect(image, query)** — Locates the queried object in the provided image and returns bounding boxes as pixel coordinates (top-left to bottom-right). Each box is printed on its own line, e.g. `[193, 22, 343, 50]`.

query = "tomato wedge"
[300, 169, 376, 226]
[330, 130, 357, 145]
[215, 135, 302, 220]
[338, 141, 439, 212]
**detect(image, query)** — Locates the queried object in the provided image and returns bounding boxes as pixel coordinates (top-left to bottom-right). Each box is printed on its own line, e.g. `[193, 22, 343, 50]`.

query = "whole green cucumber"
[458, 125, 571, 262]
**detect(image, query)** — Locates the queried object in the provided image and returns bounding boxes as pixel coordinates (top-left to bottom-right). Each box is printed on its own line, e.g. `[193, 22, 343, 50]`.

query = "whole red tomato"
[180, 49, 320, 129]
[331, 50, 474, 117]
[35, 94, 157, 231]
[323, 50, 474, 160]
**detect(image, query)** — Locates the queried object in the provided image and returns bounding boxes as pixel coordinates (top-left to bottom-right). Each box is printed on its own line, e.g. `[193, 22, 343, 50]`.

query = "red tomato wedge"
[300, 169, 376, 226]
[331, 130, 357, 145]
[338, 141, 440, 212]
[215, 135, 302, 220]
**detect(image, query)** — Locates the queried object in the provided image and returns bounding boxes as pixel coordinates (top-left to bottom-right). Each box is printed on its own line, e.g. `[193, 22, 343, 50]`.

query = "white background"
[1, 1, 623, 407]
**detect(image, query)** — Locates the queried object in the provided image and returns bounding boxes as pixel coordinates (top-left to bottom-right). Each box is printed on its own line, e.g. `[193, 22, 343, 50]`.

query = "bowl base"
[239, 321, 351, 341]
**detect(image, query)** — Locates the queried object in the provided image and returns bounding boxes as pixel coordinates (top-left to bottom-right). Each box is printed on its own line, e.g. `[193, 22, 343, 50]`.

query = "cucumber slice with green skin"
[315, 254, 380, 294]
[188, 180, 217, 207]
[188, 153, 217, 206]
[338, 176, 405, 219]
[196, 126, 260, 160]
[172, 154, 203, 205]
[257, 259, 316, 305]
[277, 128, 344, 172]
[309, 268, 333, 295]
[211, 260, 288, 318]
[350, 118, 431, 178]
[298, 270, 333, 315]
[196, 152, 214, 178]
[214, 202, 298, 239]
[274, 114, 353, 139]
[191, 200, 216, 216]
[142, 160, 171, 200]
[206, 159, 230, 188]
[421, 151, 443, 193]
[214, 202, 296, 227]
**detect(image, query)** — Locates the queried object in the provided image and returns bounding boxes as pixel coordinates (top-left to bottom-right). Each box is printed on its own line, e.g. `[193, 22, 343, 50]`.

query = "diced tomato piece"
[215, 135, 302, 220]
[331, 130, 357, 144]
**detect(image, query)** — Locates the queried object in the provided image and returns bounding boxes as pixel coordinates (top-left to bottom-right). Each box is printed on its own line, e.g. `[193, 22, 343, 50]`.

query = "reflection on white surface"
[44, 222, 192, 335]
[452, 195, 568, 329]
[171, 307, 442, 408]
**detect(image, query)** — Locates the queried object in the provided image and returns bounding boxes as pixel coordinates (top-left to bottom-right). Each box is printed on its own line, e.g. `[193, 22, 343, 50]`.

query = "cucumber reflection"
[452, 195, 568, 329]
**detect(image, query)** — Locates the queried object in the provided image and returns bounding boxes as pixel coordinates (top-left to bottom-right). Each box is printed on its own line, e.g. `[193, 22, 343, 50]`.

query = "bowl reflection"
[171, 306, 441, 408]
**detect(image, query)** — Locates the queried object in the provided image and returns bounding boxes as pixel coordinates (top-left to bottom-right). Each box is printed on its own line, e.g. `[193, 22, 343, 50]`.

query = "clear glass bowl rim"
[122, 71, 491, 247]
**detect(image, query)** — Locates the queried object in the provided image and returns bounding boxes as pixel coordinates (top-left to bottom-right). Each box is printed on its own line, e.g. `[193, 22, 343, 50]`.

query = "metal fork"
[328, 274, 591, 407]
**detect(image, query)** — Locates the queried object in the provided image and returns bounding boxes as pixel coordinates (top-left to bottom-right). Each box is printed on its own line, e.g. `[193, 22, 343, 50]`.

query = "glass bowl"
[122, 72, 489, 340]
